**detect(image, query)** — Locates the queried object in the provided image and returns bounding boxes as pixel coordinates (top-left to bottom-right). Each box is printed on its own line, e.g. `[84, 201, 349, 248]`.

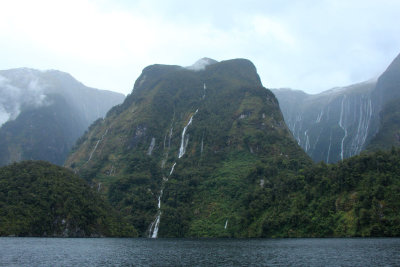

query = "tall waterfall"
[148, 161, 178, 238]
[338, 96, 348, 160]
[149, 106, 200, 237]
[178, 109, 198, 158]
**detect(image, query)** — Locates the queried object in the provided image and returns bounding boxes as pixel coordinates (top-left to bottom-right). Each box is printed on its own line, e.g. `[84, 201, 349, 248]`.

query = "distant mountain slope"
[0, 68, 125, 166]
[367, 53, 400, 150]
[66, 58, 310, 237]
[272, 80, 376, 163]
[0, 160, 136, 237]
[273, 52, 400, 163]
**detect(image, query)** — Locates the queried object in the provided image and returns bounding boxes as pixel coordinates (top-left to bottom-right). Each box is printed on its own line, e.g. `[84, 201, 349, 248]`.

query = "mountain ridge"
[66, 58, 310, 237]
[0, 68, 125, 166]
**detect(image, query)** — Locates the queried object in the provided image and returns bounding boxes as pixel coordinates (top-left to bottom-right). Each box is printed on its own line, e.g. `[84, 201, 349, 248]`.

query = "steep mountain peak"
[66, 58, 308, 237]
[186, 57, 218, 71]
[373, 52, 400, 108]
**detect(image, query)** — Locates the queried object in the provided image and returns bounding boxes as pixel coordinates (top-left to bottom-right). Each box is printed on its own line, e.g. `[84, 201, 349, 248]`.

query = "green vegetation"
[241, 148, 400, 237]
[65, 58, 400, 238]
[65, 59, 311, 237]
[0, 161, 137, 237]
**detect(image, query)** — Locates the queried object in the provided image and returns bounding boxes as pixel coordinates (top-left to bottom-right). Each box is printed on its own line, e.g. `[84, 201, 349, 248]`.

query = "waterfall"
[203, 83, 206, 99]
[148, 211, 161, 238]
[304, 130, 310, 152]
[315, 109, 324, 123]
[168, 126, 173, 148]
[178, 109, 198, 158]
[326, 130, 332, 163]
[338, 96, 348, 160]
[149, 107, 200, 238]
[224, 219, 228, 229]
[147, 137, 156, 156]
[87, 127, 110, 163]
[351, 97, 372, 155]
[149, 117, 176, 238]
[149, 188, 164, 238]
[169, 162, 176, 176]
[313, 129, 322, 150]
[293, 114, 302, 145]
[148, 161, 178, 238]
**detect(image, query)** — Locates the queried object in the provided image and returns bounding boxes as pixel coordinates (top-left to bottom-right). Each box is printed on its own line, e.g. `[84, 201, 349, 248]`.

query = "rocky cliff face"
[273, 81, 376, 163]
[66, 58, 310, 237]
[0, 68, 125, 166]
[273, 52, 400, 163]
[367, 53, 400, 150]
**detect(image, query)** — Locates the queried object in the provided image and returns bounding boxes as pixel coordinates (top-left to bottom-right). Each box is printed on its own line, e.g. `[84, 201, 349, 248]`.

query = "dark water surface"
[1, 237, 399, 266]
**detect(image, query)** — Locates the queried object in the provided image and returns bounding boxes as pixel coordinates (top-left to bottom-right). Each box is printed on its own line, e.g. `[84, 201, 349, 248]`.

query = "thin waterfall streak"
[169, 162, 176, 176]
[327, 130, 332, 163]
[339, 96, 347, 160]
[87, 127, 109, 163]
[178, 109, 198, 158]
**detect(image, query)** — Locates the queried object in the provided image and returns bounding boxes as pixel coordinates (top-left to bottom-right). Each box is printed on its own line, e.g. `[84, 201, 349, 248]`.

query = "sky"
[1, 0, 400, 95]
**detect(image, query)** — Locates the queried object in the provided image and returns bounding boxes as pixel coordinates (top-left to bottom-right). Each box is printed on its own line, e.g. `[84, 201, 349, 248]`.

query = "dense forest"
[0, 161, 136, 237]
[242, 148, 400, 237]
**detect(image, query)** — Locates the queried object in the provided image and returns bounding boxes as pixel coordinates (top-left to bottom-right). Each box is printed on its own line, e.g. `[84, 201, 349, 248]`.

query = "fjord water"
[1, 238, 400, 266]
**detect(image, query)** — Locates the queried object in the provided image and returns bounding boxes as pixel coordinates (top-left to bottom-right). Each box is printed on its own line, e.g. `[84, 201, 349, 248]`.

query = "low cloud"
[0, 73, 47, 127]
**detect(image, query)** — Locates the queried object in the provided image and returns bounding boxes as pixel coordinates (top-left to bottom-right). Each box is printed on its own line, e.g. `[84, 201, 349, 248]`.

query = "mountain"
[65, 58, 311, 237]
[272, 52, 400, 163]
[272, 81, 376, 163]
[0, 68, 125, 166]
[367, 53, 400, 150]
[0, 160, 136, 237]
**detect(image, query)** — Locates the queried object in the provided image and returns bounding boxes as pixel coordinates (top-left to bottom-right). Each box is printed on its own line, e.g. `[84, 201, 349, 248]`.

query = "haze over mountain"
[0, 68, 125, 166]
[272, 52, 400, 163]
[0, 57, 399, 238]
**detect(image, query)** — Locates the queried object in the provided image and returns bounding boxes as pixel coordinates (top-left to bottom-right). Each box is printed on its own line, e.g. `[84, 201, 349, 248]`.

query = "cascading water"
[224, 219, 228, 229]
[316, 109, 324, 123]
[148, 211, 161, 238]
[149, 96, 202, 237]
[350, 97, 372, 155]
[148, 161, 178, 238]
[304, 130, 310, 152]
[338, 96, 348, 160]
[326, 130, 332, 163]
[169, 162, 176, 176]
[178, 109, 198, 158]
[147, 137, 156, 156]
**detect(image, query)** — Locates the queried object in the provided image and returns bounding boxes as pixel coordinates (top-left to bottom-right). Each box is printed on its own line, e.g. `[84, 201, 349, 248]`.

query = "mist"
[0, 73, 47, 127]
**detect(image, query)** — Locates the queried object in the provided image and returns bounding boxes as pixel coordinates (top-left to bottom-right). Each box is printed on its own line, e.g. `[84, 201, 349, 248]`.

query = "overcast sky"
[1, 0, 400, 95]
